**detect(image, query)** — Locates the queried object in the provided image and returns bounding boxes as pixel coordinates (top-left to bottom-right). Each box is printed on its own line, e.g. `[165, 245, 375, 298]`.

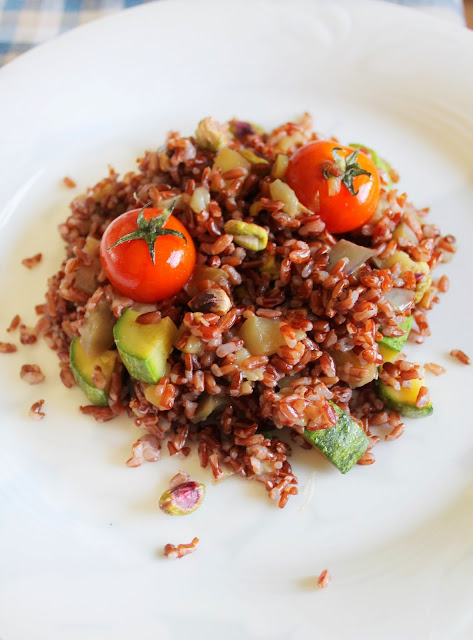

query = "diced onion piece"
[271, 154, 290, 180]
[384, 288, 416, 312]
[269, 179, 299, 217]
[189, 187, 210, 214]
[158, 194, 184, 211]
[327, 176, 341, 196]
[392, 221, 419, 247]
[328, 240, 376, 275]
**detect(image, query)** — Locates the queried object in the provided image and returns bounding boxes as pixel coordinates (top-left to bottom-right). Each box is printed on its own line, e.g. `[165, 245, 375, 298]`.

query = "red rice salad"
[34, 114, 456, 508]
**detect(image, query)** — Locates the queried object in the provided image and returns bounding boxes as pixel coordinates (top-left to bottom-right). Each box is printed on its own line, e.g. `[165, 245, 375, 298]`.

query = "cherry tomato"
[286, 140, 380, 234]
[100, 205, 196, 303]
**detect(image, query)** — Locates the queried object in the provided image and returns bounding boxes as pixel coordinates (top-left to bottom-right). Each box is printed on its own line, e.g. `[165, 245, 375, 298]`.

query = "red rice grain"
[164, 537, 199, 559]
[318, 569, 331, 589]
[7, 315, 21, 333]
[169, 470, 191, 490]
[424, 362, 446, 376]
[63, 176, 77, 189]
[126, 435, 161, 467]
[450, 349, 470, 365]
[437, 275, 449, 293]
[357, 452, 375, 465]
[0, 341, 17, 353]
[385, 423, 405, 441]
[20, 364, 45, 385]
[29, 399, 45, 421]
[415, 386, 430, 409]
[21, 253, 42, 269]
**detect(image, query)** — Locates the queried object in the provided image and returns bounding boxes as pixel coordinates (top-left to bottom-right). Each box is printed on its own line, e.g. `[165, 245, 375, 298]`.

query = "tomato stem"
[322, 147, 371, 196]
[107, 201, 186, 265]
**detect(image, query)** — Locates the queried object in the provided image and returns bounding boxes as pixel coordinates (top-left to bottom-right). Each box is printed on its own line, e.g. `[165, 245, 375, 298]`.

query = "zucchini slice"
[113, 309, 177, 384]
[70, 337, 117, 406]
[376, 376, 433, 418]
[303, 404, 369, 474]
[377, 315, 413, 363]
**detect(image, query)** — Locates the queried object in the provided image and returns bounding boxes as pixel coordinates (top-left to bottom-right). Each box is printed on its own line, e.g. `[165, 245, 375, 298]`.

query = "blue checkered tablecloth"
[0, 0, 466, 67]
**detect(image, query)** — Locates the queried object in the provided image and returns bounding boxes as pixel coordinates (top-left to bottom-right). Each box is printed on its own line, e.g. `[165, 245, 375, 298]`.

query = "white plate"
[1, 1, 473, 638]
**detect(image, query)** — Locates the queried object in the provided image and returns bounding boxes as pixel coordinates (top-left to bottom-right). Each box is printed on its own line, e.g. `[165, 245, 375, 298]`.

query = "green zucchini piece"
[70, 337, 117, 406]
[377, 315, 413, 363]
[350, 143, 393, 187]
[376, 377, 433, 418]
[113, 309, 177, 384]
[303, 404, 369, 473]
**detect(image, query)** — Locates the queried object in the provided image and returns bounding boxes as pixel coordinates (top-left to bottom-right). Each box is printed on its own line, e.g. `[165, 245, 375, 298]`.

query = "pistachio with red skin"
[159, 481, 206, 516]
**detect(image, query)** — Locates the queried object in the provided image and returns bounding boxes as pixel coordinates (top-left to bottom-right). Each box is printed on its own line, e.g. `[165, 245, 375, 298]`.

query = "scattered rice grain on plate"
[436, 275, 449, 293]
[126, 434, 161, 467]
[7, 314, 21, 333]
[357, 451, 375, 465]
[29, 399, 45, 421]
[164, 537, 200, 559]
[20, 364, 45, 385]
[424, 362, 446, 376]
[19, 324, 37, 345]
[21, 253, 42, 269]
[0, 341, 17, 353]
[385, 423, 405, 441]
[63, 176, 77, 189]
[450, 349, 470, 365]
[318, 569, 331, 589]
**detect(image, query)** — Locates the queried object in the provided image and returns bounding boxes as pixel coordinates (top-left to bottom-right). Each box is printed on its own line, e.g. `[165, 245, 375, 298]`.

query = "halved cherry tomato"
[100, 205, 196, 303]
[286, 140, 380, 234]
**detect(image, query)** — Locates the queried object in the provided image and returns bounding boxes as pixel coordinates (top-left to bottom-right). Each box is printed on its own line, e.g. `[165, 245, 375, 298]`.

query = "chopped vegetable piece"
[238, 149, 269, 165]
[80, 297, 115, 358]
[239, 316, 305, 356]
[373, 251, 431, 304]
[376, 376, 433, 418]
[269, 179, 300, 217]
[213, 148, 250, 175]
[377, 315, 413, 363]
[191, 393, 229, 424]
[303, 404, 369, 473]
[113, 309, 177, 384]
[328, 239, 376, 275]
[384, 289, 416, 313]
[271, 153, 290, 179]
[69, 337, 117, 406]
[331, 350, 378, 388]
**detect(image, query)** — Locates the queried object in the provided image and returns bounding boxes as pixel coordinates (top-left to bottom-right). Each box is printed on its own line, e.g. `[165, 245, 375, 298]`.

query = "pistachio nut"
[223, 220, 268, 252]
[159, 481, 206, 516]
[189, 288, 232, 315]
[195, 117, 229, 152]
